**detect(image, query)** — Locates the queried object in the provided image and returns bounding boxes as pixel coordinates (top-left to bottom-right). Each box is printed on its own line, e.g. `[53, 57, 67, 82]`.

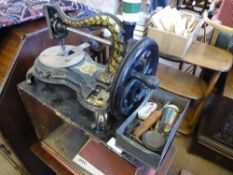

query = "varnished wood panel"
[0, 19, 87, 175]
[0, 31, 21, 92]
[18, 87, 63, 140]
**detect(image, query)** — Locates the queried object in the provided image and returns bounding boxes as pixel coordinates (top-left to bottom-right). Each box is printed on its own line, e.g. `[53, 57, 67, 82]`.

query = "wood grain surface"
[0, 31, 21, 92]
[157, 63, 207, 100]
[183, 41, 232, 72]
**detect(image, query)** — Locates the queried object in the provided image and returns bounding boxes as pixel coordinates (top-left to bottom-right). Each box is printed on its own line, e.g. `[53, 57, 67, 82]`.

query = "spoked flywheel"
[109, 37, 160, 117]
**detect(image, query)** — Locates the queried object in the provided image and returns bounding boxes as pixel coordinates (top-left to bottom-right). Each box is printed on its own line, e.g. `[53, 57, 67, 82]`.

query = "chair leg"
[178, 62, 183, 70]
[192, 65, 197, 75]
[189, 71, 221, 131]
[179, 71, 221, 135]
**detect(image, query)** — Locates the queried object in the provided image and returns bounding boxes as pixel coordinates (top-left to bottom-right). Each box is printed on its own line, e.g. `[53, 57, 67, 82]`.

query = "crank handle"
[132, 71, 160, 89]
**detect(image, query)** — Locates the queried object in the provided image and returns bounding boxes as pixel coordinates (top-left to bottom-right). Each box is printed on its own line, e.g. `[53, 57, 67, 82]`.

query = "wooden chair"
[156, 11, 232, 134]
[205, 10, 233, 99]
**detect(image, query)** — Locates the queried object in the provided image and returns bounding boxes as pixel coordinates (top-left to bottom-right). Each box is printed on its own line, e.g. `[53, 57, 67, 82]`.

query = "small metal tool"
[67, 27, 112, 46]
[59, 38, 66, 53]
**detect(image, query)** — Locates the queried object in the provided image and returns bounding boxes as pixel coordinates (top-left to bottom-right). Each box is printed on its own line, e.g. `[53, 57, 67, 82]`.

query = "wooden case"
[148, 14, 203, 58]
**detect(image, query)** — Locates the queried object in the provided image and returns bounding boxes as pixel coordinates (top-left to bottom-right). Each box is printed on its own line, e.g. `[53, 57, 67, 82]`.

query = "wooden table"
[157, 41, 232, 134]
[31, 124, 177, 175]
[18, 80, 179, 175]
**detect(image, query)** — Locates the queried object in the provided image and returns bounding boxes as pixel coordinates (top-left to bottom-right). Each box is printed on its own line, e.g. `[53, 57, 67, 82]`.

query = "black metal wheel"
[109, 37, 159, 117]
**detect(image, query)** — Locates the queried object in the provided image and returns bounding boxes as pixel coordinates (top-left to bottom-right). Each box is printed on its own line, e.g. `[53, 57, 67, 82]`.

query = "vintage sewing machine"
[26, 3, 160, 132]
[18, 4, 191, 171]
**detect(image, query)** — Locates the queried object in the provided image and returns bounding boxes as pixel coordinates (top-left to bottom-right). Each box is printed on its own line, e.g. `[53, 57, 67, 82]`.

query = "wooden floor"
[0, 133, 28, 175]
[169, 135, 233, 175]
[0, 155, 22, 175]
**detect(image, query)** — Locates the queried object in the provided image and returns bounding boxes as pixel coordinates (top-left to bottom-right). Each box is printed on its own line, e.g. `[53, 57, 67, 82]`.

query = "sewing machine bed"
[18, 80, 145, 166]
[18, 80, 122, 142]
[18, 79, 189, 169]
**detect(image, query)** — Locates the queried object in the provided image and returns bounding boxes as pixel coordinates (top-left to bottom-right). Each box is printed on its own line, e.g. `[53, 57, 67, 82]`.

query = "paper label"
[72, 154, 104, 175]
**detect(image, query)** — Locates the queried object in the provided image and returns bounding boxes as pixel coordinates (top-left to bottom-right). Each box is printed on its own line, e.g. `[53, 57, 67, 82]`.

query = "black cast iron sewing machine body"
[26, 3, 160, 132]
